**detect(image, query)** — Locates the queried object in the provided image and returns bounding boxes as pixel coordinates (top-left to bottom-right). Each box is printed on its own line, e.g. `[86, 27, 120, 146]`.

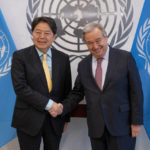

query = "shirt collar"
[35, 47, 52, 58]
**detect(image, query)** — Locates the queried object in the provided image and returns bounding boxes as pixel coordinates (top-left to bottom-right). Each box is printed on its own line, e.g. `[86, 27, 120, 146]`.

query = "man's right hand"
[48, 102, 63, 117]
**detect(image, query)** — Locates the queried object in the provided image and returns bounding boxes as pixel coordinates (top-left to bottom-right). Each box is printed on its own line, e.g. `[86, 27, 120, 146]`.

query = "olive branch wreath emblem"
[136, 18, 150, 74]
[26, 0, 133, 50]
[110, 0, 133, 48]
[26, 0, 40, 35]
[0, 57, 11, 77]
[0, 31, 12, 78]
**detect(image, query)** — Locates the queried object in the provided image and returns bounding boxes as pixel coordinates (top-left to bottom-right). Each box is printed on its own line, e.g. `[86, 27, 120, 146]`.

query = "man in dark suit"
[11, 16, 71, 150]
[52, 22, 143, 150]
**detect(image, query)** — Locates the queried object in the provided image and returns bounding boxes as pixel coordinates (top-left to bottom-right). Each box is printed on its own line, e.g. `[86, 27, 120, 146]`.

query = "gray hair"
[83, 22, 107, 41]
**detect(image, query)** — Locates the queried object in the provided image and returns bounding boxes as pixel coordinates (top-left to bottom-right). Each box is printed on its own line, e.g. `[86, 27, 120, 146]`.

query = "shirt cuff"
[45, 99, 53, 110]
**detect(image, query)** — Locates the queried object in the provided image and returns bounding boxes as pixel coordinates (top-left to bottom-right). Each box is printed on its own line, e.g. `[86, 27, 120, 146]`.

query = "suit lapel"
[51, 48, 59, 92]
[88, 55, 94, 80]
[103, 47, 115, 90]
[31, 46, 49, 91]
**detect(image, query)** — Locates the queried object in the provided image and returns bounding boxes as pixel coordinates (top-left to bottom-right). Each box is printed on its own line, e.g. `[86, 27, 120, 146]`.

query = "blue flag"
[0, 9, 17, 147]
[131, 0, 150, 139]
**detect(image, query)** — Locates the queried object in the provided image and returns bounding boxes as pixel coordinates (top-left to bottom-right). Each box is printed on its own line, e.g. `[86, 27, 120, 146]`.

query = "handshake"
[48, 102, 63, 117]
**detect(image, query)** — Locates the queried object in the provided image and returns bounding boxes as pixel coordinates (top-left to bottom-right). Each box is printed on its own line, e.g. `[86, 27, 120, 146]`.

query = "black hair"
[31, 16, 57, 35]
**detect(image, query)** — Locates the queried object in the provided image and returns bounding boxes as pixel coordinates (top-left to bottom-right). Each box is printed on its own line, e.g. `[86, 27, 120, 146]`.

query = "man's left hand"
[131, 125, 142, 137]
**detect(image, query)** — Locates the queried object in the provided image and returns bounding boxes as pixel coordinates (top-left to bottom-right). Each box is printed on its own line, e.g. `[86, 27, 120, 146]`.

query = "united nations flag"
[0, 9, 16, 147]
[131, 0, 150, 139]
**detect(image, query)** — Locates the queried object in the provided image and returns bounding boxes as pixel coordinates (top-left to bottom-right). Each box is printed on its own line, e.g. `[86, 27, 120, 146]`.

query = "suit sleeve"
[128, 53, 143, 125]
[62, 74, 84, 116]
[62, 56, 72, 122]
[11, 51, 49, 111]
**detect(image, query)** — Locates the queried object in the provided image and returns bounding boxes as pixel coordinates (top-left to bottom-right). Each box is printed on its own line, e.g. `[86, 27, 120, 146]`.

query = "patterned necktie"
[95, 58, 103, 89]
[42, 54, 52, 92]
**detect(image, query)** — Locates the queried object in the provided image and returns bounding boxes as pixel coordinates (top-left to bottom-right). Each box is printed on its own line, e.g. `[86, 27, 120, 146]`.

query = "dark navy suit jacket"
[11, 45, 72, 136]
[63, 47, 143, 138]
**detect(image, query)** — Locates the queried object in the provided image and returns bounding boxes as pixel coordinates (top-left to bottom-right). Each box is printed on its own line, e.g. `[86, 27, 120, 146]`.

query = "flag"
[131, 0, 150, 139]
[0, 9, 17, 147]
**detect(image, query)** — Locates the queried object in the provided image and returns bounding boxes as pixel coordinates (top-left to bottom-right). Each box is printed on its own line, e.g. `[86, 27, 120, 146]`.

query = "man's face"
[32, 22, 56, 53]
[84, 27, 108, 58]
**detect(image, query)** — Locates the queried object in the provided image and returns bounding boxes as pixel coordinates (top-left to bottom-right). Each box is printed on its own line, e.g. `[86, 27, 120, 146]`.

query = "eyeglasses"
[86, 37, 104, 46]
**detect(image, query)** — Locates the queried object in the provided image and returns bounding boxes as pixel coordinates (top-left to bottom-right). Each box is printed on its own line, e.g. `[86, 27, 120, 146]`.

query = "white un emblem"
[26, 0, 133, 62]
[0, 30, 11, 77]
[136, 18, 150, 74]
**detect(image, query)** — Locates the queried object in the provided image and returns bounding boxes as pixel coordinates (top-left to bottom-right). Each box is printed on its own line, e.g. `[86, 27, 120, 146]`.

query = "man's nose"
[39, 32, 45, 38]
[92, 42, 99, 49]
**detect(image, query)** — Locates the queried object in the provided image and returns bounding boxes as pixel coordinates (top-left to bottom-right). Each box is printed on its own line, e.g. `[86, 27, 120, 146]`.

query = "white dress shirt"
[92, 46, 110, 89]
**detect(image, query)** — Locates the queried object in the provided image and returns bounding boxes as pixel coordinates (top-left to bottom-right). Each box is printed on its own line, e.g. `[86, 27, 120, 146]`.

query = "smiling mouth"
[38, 41, 47, 44]
[93, 47, 102, 52]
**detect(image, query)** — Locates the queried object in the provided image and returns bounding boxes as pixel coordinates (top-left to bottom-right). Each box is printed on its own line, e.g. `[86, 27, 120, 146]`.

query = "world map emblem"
[0, 31, 11, 77]
[26, 0, 133, 62]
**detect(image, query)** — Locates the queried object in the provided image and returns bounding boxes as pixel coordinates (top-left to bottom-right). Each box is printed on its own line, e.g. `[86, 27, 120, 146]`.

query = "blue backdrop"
[0, 9, 17, 147]
[131, 0, 150, 139]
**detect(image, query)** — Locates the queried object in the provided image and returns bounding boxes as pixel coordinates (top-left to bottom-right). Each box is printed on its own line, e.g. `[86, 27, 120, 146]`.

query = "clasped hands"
[48, 102, 63, 117]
